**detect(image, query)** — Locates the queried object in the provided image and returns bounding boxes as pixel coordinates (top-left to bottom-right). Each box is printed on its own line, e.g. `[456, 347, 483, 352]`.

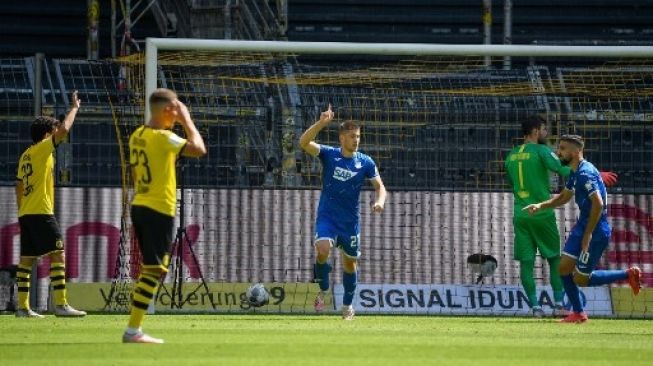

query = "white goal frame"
[144, 38, 653, 121]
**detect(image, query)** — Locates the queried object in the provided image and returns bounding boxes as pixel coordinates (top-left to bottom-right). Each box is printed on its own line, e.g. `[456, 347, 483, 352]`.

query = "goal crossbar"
[143, 38, 653, 120]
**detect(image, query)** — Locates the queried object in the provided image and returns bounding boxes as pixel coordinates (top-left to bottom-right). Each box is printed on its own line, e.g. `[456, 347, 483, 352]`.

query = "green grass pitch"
[1, 314, 652, 366]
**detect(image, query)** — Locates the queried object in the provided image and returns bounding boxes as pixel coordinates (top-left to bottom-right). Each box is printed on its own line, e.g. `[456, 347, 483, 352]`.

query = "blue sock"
[314, 262, 331, 292]
[588, 270, 627, 286]
[562, 274, 583, 313]
[342, 271, 357, 306]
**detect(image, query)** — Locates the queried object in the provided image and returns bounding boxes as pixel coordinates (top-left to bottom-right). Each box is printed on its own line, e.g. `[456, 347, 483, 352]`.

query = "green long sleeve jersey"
[504, 142, 571, 218]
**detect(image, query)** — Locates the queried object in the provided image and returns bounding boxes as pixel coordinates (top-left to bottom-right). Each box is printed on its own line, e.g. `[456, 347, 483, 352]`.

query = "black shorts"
[131, 205, 174, 272]
[19, 214, 64, 257]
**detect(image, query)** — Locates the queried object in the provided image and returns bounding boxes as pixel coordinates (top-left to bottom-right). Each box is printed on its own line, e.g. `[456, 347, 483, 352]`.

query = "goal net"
[100, 40, 652, 316]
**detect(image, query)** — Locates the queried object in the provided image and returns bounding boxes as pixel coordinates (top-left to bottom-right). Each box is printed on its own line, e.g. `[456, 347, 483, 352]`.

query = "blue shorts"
[314, 218, 361, 259]
[562, 231, 610, 275]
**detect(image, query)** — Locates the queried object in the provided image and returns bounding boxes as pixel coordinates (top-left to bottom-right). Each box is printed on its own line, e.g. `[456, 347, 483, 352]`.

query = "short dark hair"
[560, 134, 585, 149]
[338, 120, 361, 134]
[30, 116, 59, 143]
[521, 116, 545, 137]
[149, 88, 177, 111]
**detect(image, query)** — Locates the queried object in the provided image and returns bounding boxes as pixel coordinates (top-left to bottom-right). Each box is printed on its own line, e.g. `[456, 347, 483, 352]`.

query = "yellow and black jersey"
[17, 137, 56, 217]
[129, 125, 187, 217]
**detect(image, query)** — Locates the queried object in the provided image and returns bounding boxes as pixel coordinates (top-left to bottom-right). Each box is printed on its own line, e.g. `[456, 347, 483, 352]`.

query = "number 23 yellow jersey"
[129, 125, 187, 217]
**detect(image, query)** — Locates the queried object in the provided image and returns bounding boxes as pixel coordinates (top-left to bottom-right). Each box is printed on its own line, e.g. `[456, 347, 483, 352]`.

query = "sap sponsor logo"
[334, 284, 612, 315]
[333, 167, 358, 182]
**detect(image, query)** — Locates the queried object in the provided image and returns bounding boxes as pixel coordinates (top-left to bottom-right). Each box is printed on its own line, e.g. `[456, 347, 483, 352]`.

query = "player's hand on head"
[71, 90, 81, 109]
[174, 99, 192, 124]
[320, 103, 334, 123]
[373, 202, 384, 213]
[600, 171, 618, 187]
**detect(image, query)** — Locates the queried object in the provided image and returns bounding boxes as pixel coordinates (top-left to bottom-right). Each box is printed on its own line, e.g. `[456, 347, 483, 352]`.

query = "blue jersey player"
[525, 135, 641, 323]
[299, 104, 387, 320]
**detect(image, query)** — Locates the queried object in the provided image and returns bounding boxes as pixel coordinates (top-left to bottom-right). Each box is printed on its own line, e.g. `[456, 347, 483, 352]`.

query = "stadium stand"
[0, 1, 652, 191]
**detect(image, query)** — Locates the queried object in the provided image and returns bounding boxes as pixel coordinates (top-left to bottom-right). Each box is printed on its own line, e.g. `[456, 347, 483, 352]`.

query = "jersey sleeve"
[365, 156, 379, 179]
[577, 172, 599, 197]
[503, 152, 513, 188]
[538, 146, 571, 177]
[564, 173, 576, 191]
[161, 130, 187, 155]
[317, 144, 336, 161]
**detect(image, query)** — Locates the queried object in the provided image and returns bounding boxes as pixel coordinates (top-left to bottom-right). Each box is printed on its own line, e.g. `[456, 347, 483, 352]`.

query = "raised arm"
[523, 188, 574, 215]
[370, 176, 387, 213]
[299, 104, 334, 157]
[53, 91, 81, 145]
[176, 100, 207, 158]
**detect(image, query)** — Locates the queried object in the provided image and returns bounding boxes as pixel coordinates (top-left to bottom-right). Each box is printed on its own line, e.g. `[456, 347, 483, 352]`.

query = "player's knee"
[558, 264, 573, 276]
[315, 243, 331, 259]
[573, 271, 589, 286]
[343, 259, 357, 273]
[558, 258, 575, 276]
[48, 251, 65, 263]
[19, 257, 35, 267]
[519, 260, 535, 271]
[141, 267, 165, 279]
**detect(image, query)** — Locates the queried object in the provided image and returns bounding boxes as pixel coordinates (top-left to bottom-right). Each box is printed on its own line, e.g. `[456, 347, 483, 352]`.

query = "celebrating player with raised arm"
[299, 104, 387, 320]
[15, 91, 86, 318]
[122, 88, 206, 343]
[524, 135, 641, 323]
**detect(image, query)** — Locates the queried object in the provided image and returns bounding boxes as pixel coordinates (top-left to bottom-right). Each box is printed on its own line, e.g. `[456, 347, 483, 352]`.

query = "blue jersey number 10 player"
[299, 104, 387, 320]
[524, 135, 641, 323]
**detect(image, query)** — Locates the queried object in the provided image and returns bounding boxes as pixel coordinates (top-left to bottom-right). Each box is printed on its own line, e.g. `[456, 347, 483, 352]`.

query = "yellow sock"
[16, 264, 31, 310]
[50, 262, 67, 306]
[128, 271, 160, 329]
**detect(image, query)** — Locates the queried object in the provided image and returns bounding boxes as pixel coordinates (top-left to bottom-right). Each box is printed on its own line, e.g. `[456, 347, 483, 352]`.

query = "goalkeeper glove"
[600, 171, 618, 187]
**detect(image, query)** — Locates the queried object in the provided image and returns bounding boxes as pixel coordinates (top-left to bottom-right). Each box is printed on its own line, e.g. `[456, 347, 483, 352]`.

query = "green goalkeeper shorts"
[513, 212, 561, 261]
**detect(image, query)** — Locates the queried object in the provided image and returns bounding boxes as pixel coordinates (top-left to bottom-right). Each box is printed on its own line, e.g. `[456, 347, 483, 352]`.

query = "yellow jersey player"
[15, 91, 86, 318]
[122, 88, 206, 343]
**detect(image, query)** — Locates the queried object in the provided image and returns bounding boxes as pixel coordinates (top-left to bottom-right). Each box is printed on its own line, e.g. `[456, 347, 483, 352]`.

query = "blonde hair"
[338, 120, 361, 134]
[149, 88, 177, 112]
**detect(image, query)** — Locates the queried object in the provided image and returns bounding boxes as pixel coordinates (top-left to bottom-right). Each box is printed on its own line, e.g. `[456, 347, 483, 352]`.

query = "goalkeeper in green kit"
[504, 117, 617, 317]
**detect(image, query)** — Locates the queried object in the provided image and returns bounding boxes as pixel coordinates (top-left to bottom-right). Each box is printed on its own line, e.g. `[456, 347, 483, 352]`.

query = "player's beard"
[560, 156, 572, 165]
[537, 137, 548, 145]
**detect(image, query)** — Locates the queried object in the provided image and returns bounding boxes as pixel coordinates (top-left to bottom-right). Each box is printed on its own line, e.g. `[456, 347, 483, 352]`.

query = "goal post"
[144, 38, 653, 121]
[121, 38, 653, 317]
